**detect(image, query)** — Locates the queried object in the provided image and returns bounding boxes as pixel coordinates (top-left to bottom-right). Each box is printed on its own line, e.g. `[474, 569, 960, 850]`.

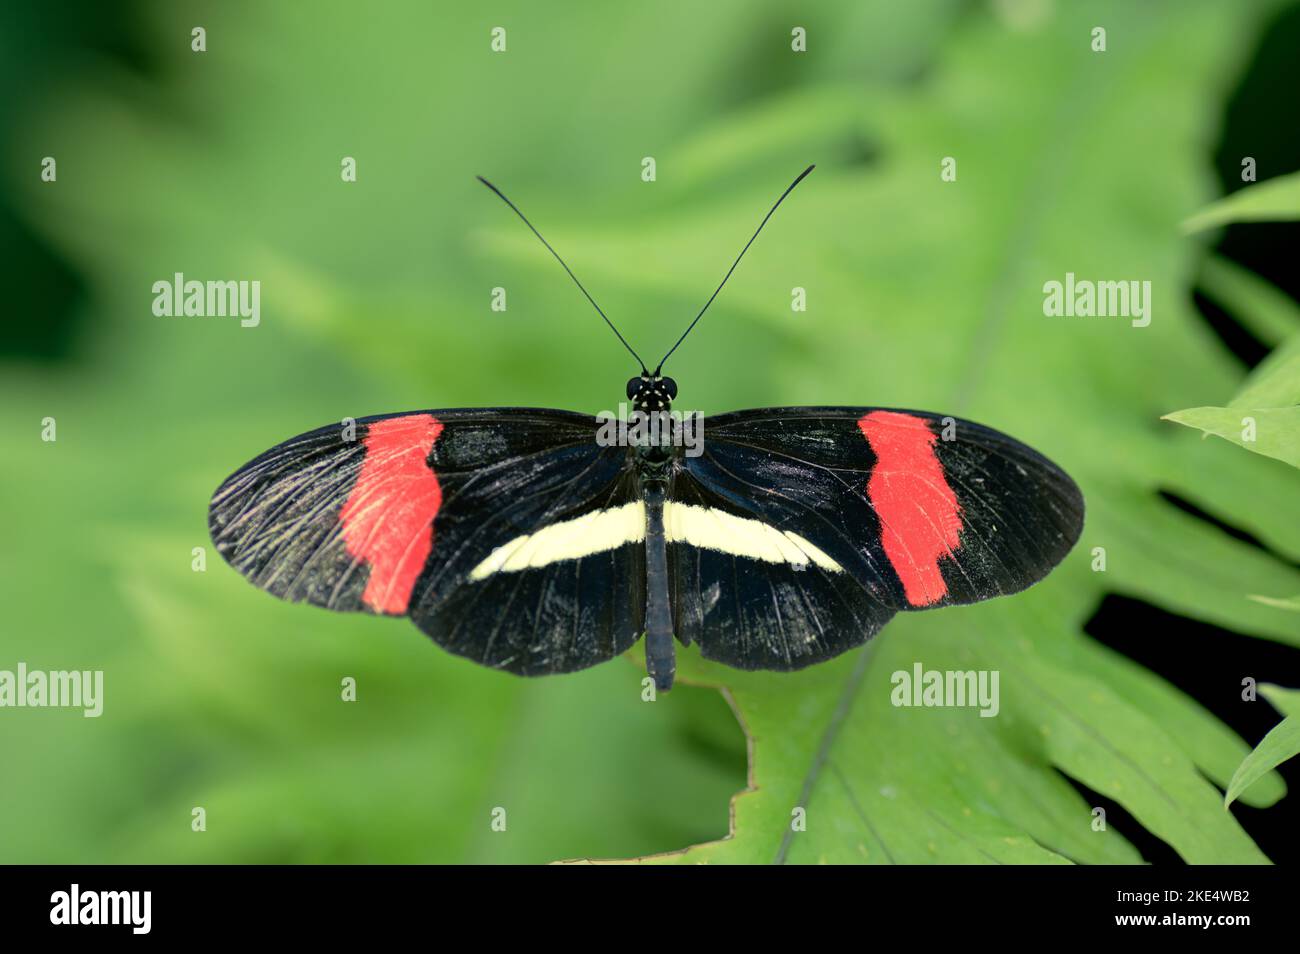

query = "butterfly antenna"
[476, 175, 648, 374]
[654, 164, 814, 375]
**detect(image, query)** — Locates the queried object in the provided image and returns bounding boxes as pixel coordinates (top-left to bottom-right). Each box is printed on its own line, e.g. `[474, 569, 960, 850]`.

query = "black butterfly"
[209, 166, 1084, 691]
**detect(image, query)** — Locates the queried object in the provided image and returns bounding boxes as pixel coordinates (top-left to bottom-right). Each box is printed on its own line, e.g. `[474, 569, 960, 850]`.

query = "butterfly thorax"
[633, 439, 678, 484]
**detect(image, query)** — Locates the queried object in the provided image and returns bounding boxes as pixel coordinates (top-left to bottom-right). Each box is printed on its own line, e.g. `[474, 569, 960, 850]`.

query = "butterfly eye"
[626, 377, 644, 400]
[661, 377, 677, 400]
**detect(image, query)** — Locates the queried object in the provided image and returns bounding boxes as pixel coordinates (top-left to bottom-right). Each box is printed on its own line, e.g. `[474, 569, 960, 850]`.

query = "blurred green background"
[3, 0, 1299, 864]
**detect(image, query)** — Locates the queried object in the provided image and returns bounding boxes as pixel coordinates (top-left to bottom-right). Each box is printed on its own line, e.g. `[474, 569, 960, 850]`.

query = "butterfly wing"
[209, 409, 644, 676]
[671, 406, 1083, 670]
[666, 468, 897, 671]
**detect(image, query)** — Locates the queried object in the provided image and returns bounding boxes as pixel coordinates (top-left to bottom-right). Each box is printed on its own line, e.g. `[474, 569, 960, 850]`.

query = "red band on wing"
[339, 414, 444, 614]
[858, 411, 962, 606]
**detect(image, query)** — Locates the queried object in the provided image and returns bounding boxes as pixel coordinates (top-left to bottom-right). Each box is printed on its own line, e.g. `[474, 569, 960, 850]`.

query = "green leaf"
[1248, 594, 1300, 612]
[1183, 170, 1300, 233]
[1225, 686, 1300, 808]
[1161, 407, 1300, 469]
[1230, 332, 1300, 408]
[1163, 324, 1300, 471]
[1197, 256, 1300, 348]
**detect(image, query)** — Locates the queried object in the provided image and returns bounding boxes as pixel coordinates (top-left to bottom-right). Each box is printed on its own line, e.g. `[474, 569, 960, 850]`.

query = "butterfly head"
[627, 373, 677, 412]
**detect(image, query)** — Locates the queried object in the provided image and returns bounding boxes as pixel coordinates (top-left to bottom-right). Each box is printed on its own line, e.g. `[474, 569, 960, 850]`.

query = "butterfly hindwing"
[666, 471, 897, 671]
[408, 443, 645, 676]
[209, 408, 642, 676]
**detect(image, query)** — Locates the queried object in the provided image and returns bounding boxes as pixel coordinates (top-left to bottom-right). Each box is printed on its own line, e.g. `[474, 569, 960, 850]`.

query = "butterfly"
[209, 166, 1084, 691]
